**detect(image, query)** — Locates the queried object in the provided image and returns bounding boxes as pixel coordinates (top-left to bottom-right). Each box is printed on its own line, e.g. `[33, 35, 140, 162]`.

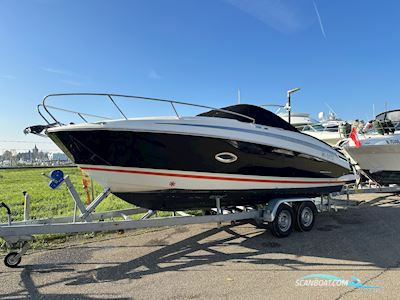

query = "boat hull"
[345, 144, 400, 185]
[48, 130, 348, 179]
[303, 131, 343, 146]
[363, 171, 400, 186]
[47, 119, 351, 210]
[80, 165, 347, 210]
[115, 187, 344, 210]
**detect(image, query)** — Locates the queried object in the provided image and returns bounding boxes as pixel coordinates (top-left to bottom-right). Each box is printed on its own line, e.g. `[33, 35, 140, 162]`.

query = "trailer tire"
[294, 201, 316, 232]
[4, 252, 21, 268]
[269, 203, 293, 238]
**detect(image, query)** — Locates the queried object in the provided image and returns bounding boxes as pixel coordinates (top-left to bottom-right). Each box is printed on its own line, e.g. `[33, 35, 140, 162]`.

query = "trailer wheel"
[4, 252, 21, 268]
[269, 203, 294, 237]
[294, 202, 316, 232]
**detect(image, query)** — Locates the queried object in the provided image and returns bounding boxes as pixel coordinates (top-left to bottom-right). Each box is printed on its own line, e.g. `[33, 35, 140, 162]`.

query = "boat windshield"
[198, 104, 298, 132]
[376, 110, 400, 123]
[301, 124, 325, 132]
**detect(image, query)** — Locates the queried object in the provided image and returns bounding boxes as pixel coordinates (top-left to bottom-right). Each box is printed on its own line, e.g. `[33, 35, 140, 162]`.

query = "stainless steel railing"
[38, 93, 256, 125]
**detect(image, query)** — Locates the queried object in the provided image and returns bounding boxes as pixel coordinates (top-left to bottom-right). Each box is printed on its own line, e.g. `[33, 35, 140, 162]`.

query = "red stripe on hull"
[81, 166, 345, 185]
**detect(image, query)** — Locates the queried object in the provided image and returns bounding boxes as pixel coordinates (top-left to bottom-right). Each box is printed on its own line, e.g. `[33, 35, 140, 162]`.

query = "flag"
[349, 127, 361, 148]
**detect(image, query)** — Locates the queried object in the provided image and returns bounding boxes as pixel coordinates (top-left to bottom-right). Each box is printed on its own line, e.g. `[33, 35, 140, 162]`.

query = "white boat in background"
[342, 115, 400, 185]
[277, 112, 317, 127]
[297, 112, 349, 146]
[318, 111, 343, 132]
[278, 110, 350, 146]
[300, 123, 347, 146]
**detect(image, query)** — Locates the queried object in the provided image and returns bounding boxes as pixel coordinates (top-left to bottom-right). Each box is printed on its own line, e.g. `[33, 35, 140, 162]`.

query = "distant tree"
[2, 150, 12, 161]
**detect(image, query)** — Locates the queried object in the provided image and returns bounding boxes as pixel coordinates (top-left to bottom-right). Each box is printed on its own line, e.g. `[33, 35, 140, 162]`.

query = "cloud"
[41, 67, 80, 77]
[0, 74, 16, 80]
[148, 69, 162, 80]
[41, 66, 90, 86]
[223, 0, 303, 33]
[313, 1, 327, 40]
[60, 79, 83, 86]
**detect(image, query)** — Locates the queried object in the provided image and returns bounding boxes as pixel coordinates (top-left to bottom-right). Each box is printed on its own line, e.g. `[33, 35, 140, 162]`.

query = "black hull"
[48, 130, 348, 179]
[48, 129, 350, 210]
[115, 186, 343, 210]
[365, 170, 400, 186]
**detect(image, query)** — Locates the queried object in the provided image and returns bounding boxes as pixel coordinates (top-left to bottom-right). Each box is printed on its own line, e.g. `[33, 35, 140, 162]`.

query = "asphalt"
[1, 193, 400, 299]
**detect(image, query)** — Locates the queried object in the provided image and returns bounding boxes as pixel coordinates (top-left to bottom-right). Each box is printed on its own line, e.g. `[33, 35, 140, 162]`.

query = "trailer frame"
[0, 170, 320, 268]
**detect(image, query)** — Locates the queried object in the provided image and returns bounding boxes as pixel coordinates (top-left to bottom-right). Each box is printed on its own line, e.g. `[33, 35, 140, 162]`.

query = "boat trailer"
[0, 170, 320, 268]
[341, 183, 400, 197]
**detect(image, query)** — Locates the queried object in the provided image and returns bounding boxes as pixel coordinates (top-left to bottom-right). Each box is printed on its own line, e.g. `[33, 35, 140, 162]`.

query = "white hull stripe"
[81, 166, 345, 185]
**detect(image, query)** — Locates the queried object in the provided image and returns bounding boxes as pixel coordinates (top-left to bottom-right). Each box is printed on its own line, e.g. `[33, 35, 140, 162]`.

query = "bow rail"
[38, 93, 256, 125]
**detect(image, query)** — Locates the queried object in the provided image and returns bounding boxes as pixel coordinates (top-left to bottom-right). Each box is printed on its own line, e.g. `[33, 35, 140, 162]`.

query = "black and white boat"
[27, 93, 353, 210]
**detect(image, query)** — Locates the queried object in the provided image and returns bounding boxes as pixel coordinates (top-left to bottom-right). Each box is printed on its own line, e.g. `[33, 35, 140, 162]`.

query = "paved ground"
[1, 193, 400, 299]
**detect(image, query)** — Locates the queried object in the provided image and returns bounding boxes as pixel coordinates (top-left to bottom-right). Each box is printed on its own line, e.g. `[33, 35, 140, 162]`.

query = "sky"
[1, 0, 399, 153]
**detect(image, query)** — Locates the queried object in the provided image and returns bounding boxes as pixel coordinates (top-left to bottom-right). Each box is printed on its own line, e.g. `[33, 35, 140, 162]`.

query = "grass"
[0, 167, 133, 222]
[0, 167, 185, 250]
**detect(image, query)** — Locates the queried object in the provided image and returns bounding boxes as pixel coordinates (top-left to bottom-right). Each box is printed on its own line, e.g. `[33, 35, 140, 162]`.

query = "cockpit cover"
[198, 104, 298, 132]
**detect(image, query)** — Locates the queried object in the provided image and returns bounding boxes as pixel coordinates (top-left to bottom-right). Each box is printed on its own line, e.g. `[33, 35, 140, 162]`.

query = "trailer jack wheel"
[4, 252, 21, 268]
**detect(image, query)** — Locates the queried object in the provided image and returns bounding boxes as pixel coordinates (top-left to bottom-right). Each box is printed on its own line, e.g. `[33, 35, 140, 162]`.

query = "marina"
[1, 1, 400, 298]
[1, 91, 399, 270]
[1, 90, 399, 298]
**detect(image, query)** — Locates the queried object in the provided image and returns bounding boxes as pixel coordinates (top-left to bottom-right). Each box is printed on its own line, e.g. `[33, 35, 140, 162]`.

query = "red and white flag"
[349, 127, 361, 148]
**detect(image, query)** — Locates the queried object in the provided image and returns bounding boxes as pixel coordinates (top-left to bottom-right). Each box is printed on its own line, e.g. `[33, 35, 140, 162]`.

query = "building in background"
[0, 146, 72, 167]
[48, 152, 69, 163]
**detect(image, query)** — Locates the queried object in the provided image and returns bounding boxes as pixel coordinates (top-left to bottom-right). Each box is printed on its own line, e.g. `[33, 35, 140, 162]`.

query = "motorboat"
[318, 110, 343, 132]
[26, 93, 354, 210]
[278, 110, 343, 133]
[343, 134, 400, 185]
[341, 116, 400, 185]
[376, 109, 400, 123]
[299, 123, 346, 146]
[278, 110, 349, 146]
[277, 112, 317, 127]
[375, 109, 400, 132]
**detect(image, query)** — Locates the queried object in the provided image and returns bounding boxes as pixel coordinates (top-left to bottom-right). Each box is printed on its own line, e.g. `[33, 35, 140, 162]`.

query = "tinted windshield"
[302, 124, 325, 132]
[198, 104, 298, 132]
